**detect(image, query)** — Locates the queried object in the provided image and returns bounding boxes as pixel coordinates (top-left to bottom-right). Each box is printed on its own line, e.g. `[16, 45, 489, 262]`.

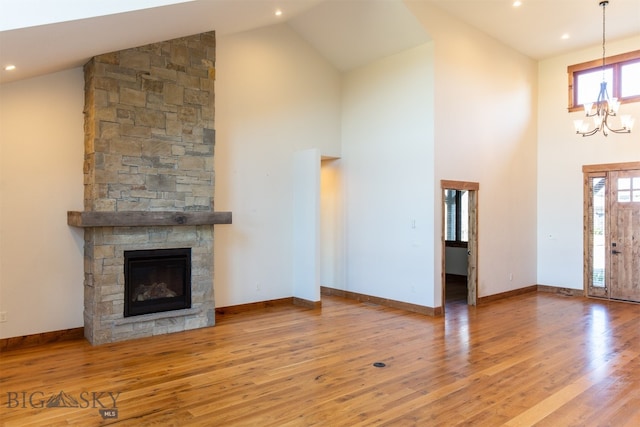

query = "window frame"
[568, 50, 640, 112]
[444, 189, 468, 248]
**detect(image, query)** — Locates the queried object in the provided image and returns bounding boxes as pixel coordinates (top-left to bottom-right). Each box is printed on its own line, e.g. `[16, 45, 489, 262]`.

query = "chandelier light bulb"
[621, 115, 635, 130]
[574, 120, 587, 133]
[594, 115, 603, 128]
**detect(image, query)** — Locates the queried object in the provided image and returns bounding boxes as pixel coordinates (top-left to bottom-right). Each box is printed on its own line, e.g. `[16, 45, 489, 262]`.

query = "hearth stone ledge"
[68, 211, 232, 228]
[114, 307, 202, 326]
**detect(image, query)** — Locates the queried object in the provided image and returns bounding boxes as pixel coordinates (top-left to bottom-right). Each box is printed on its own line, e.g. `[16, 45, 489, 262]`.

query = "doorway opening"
[441, 180, 479, 313]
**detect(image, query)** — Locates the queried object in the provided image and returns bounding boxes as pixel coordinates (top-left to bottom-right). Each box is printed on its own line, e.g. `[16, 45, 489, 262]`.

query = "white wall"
[0, 69, 85, 338]
[214, 24, 342, 307]
[292, 148, 321, 302]
[342, 44, 436, 307]
[537, 35, 640, 290]
[4, 11, 634, 340]
[407, 2, 539, 302]
[445, 247, 467, 276]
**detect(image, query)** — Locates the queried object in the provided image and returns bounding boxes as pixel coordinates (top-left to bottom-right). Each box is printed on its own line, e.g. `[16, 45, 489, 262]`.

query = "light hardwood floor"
[1, 293, 639, 426]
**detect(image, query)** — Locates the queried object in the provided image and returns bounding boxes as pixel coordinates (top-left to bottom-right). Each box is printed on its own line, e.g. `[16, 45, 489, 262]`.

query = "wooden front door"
[609, 170, 640, 302]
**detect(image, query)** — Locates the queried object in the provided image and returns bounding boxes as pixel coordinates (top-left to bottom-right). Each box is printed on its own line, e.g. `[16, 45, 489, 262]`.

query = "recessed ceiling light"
[513, 1, 522, 7]
[4, 65, 16, 71]
[561, 33, 570, 40]
[275, 9, 283, 17]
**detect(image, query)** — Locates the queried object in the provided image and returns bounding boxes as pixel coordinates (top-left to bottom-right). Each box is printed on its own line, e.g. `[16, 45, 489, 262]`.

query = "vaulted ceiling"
[1, 0, 639, 84]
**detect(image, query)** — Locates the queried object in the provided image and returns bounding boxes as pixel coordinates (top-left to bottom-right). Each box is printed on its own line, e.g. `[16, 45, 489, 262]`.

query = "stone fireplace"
[68, 31, 231, 345]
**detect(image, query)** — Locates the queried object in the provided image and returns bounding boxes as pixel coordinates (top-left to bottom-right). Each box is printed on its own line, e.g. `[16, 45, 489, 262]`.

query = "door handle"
[612, 250, 622, 255]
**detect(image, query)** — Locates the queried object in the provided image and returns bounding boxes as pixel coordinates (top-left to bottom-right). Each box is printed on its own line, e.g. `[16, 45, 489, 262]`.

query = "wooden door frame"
[583, 161, 640, 300]
[441, 180, 479, 312]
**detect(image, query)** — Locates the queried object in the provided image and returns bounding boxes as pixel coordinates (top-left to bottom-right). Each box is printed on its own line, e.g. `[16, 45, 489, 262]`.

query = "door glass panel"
[592, 177, 606, 288]
[618, 178, 631, 190]
[631, 177, 640, 202]
[618, 191, 631, 202]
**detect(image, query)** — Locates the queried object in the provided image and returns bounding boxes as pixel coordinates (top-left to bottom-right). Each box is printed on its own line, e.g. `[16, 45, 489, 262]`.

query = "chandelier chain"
[602, 1, 606, 81]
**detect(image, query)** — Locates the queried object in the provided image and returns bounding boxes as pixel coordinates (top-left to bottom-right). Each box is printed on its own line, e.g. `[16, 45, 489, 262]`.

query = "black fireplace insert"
[124, 248, 191, 317]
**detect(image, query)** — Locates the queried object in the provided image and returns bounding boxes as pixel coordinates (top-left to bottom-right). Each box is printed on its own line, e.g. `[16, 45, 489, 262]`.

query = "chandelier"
[574, 0, 634, 137]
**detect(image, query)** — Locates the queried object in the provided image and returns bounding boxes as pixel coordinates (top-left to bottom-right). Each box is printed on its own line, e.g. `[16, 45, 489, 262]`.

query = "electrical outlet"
[0, 312, 7, 322]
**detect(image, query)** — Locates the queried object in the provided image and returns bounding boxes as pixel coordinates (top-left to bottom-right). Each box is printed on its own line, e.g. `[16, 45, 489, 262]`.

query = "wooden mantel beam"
[67, 211, 232, 228]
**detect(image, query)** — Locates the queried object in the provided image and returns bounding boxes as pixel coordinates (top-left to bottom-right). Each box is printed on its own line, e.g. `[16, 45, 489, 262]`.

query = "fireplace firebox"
[124, 248, 191, 317]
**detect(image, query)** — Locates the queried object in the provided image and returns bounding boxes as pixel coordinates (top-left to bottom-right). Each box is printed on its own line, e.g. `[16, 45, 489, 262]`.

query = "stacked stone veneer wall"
[82, 32, 216, 345]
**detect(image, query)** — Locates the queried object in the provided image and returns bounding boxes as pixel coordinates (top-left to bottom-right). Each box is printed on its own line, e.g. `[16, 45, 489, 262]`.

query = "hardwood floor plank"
[1, 293, 639, 425]
[504, 351, 636, 426]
